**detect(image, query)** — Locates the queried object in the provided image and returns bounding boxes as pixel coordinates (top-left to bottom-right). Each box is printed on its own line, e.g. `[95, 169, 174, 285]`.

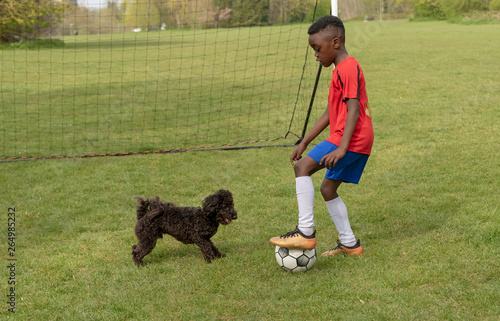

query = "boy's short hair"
[308, 15, 345, 42]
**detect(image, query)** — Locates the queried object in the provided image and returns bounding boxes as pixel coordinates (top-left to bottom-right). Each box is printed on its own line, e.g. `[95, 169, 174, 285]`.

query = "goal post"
[297, 0, 339, 143]
[331, 0, 338, 16]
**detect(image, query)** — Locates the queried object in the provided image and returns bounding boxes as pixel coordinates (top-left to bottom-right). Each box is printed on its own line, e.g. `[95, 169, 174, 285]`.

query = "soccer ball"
[275, 246, 317, 272]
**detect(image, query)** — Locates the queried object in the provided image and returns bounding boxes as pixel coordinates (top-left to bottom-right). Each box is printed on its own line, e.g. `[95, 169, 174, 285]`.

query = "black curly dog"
[132, 189, 237, 265]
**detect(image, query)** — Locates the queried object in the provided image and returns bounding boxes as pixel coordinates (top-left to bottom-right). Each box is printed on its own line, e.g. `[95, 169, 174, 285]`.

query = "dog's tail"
[135, 196, 175, 220]
[135, 196, 161, 220]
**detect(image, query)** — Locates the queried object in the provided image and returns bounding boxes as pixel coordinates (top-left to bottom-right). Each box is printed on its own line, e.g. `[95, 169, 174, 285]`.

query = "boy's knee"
[294, 156, 323, 177]
[293, 162, 303, 176]
[320, 180, 340, 200]
[320, 183, 330, 198]
[294, 160, 312, 177]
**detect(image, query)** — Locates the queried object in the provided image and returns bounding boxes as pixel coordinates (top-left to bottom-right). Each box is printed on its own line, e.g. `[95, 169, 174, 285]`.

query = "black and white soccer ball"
[275, 246, 317, 272]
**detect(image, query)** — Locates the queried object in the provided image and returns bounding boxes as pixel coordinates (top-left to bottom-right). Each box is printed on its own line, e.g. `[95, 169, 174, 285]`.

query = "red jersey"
[326, 56, 374, 155]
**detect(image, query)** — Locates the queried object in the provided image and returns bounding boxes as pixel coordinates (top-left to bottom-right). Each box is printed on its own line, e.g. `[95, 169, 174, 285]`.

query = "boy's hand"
[320, 148, 346, 169]
[290, 143, 307, 165]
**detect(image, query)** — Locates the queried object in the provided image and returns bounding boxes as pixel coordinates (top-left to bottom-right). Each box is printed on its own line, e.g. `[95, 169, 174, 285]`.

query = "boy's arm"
[291, 104, 330, 165]
[320, 98, 359, 168]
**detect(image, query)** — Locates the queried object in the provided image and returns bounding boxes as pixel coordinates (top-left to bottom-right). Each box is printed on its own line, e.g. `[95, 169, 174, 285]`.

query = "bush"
[411, 0, 446, 19]
[408, 0, 499, 21]
[440, 0, 490, 17]
[490, 0, 500, 10]
[0, 0, 67, 43]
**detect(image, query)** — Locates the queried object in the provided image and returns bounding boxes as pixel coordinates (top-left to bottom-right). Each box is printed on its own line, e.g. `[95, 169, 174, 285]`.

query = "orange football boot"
[269, 226, 316, 249]
[321, 239, 363, 257]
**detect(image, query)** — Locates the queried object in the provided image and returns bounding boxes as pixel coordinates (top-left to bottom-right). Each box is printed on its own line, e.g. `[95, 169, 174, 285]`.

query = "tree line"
[119, 0, 319, 30]
[403, 0, 500, 19]
[1, 0, 499, 43]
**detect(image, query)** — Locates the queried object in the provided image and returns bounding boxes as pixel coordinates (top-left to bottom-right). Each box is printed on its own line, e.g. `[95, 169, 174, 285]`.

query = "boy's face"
[308, 31, 338, 67]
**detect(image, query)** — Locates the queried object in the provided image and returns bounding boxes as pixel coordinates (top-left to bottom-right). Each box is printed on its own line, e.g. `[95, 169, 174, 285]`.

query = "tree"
[161, 0, 190, 29]
[214, 0, 270, 27]
[404, 0, 493, 19]
[102, 0, 126, 32]
[269, 0, 316, 24]
[60, 3, 98, 35]
[439, 0, 489, 17]
[0, 0, 67, 43]
[124, 0, 163, 30]
[196, 6, 232, 28]
[491, 0, 500, 10]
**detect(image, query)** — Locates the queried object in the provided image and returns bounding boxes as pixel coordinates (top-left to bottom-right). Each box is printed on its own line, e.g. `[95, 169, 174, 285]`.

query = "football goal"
[0, 0, 332, 160]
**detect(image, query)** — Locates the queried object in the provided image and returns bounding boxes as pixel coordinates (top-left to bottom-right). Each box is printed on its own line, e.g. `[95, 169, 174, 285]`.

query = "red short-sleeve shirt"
[326, 56, 374, 155]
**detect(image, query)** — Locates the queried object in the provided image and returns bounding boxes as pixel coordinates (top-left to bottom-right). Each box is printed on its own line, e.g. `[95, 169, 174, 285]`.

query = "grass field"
[1, 20, 499, 320]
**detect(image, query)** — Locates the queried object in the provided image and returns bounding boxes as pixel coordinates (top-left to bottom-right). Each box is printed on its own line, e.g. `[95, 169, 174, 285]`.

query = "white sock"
[296, 176, 315, 236]
[325, 197, 356, 246]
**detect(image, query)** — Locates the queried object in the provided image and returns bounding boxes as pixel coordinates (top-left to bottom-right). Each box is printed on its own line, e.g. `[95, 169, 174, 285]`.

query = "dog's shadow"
[145, 242, 196, 263]
[143, 240, 228, 264]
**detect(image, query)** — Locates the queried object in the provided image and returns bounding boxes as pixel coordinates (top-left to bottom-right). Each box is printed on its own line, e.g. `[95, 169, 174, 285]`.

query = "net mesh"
[0, 0, 332, 159]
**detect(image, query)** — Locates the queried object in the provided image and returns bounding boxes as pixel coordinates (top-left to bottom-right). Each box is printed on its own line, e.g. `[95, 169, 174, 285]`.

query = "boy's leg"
[321, 178, 363, 256]
[294, 155, 323, 236]
[296, 176, 315, 236]
[269, 156, 322, 249]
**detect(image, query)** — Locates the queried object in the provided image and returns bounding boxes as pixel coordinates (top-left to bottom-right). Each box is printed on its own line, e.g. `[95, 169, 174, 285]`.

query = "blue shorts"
[307, 141, 369, 184]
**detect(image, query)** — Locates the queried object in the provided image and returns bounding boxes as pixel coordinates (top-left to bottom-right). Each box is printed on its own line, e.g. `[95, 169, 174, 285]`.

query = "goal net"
[0, 0, 331, 159]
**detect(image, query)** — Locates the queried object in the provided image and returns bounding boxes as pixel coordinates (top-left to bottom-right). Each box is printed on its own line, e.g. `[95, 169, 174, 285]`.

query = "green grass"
[0, 39, 66, 50]
[1, 20, 499, 320]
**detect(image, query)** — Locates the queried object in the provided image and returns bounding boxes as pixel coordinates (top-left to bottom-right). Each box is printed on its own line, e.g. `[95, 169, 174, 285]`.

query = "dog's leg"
[132, 236, 158, 266]
[132, 244, 143, 266]
[192, 236, 217, 263]
[208, 239, 226, 258]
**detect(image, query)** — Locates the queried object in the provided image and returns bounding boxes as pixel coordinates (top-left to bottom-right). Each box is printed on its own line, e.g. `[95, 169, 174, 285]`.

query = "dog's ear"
[202, 192, 220, 215]
[202, 189, 232, 214]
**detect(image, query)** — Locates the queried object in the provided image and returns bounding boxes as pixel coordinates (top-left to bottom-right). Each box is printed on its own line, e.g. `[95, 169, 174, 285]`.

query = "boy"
[269, 15, 373, 256]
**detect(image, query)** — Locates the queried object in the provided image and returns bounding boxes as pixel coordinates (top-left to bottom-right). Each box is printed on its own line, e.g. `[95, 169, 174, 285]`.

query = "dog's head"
[202, 189, 237, 225]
